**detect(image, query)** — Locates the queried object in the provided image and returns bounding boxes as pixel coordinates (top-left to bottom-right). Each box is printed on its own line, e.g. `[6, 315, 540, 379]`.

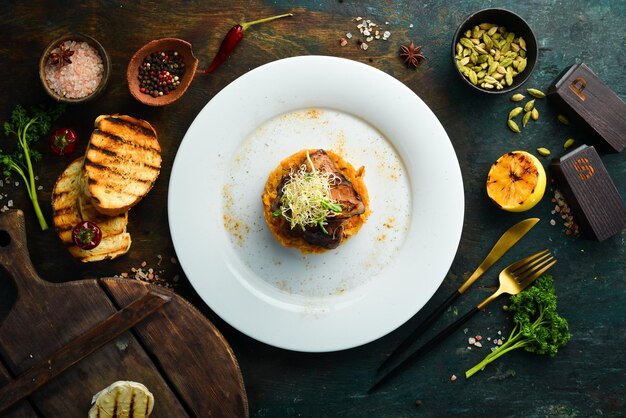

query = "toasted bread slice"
[84, 114, 161, 216]
[52, 158, 131, 262]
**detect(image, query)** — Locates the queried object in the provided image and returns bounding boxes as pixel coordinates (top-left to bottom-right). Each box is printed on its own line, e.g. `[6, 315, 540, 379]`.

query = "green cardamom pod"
[511, 93, 525, 102]
[558, 114, 571, 125]
[484, 75, 498, 84]
[531, 108, 539, 120]
[500, 58, 514, 68]
[527, 88, 546, 98]
[460, 38, 474, 49]
[469, 70, 478, 85]
[536, 147, 551, 157]
[509, 107, 524, 119]
[524, 99, 535, 112]
[564, 138, 575, 150]
[508, 119, 521, 133]
[505, 72, 513, 86]
[522, 111, 532, 127]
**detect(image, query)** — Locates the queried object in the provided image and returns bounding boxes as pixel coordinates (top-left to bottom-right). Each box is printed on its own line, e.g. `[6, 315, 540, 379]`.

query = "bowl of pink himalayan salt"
[39, 33, 110, 104]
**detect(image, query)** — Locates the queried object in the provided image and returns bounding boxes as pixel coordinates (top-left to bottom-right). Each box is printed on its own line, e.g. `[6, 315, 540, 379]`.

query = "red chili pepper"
[49, 127, 78, 156]
[204, 12, 293, 74]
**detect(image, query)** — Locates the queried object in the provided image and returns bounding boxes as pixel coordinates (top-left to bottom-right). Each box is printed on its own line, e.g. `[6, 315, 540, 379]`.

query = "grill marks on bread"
[85, 115, 161, 215]
[52, 158, 131, 262]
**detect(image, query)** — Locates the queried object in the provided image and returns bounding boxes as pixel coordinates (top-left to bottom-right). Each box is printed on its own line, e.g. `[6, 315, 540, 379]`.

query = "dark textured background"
[0, 1, 624, 417]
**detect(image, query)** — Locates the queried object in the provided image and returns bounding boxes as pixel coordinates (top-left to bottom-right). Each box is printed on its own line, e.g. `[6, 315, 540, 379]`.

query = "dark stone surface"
[0, 1, 624, 416]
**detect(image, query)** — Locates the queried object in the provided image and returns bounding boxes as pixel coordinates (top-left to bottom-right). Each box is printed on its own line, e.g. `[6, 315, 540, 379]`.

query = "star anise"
[48, 43, 74, 67]
[399, 42, 425, 68]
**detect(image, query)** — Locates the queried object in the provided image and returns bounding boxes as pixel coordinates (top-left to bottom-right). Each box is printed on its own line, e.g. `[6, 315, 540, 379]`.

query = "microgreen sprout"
[273, 151, 342, 233]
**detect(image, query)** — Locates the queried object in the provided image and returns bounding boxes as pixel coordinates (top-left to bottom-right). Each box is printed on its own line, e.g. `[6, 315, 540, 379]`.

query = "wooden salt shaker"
[550, 145, 626, 241]
[547, 63, 626, 153]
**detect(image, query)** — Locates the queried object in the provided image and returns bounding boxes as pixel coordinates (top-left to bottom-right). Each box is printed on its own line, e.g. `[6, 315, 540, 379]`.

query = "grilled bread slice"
[52, 158, 131, 262]
[89, 381, 154, 418]
[85, 114, 161, 216]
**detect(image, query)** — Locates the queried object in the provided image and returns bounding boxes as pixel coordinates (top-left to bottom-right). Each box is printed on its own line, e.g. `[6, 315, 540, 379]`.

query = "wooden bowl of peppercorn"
[127, 38, 198, 106]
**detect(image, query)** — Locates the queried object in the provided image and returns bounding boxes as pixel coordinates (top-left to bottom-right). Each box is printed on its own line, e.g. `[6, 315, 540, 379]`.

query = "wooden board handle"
[0, 210, 46, 292]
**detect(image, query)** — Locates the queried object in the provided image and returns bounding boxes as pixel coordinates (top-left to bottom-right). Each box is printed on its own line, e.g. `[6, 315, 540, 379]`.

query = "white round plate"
[168, 56, 464, 352]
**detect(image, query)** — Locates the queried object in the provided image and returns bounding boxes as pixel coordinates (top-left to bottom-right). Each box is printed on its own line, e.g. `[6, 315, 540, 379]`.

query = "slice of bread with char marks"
[85, 114, 161, 216]
[52, 158, 131, 262]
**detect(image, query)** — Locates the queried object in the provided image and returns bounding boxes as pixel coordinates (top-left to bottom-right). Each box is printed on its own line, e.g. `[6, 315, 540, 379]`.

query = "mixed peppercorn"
[137, 51, 185, 97]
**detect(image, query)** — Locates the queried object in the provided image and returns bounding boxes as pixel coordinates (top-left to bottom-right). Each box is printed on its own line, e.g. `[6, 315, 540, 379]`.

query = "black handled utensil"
[369, 249, 555, 393]
[377, 218, 539, 372]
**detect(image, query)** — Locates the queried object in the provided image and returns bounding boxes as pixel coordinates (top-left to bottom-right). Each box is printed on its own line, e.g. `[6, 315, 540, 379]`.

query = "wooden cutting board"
[0, 210, 248, 417]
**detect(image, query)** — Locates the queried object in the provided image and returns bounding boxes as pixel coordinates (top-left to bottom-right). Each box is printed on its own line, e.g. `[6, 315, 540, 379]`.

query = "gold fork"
[368, 249, 556, 393]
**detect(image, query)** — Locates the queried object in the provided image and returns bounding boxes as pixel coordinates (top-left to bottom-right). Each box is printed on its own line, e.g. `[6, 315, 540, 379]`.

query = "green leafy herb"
[1, 103, 65, 230]
[465, 274, 570, 378]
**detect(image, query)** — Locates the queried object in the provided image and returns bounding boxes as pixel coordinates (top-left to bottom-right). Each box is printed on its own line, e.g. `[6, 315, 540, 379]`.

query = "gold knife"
[377, 217, 540, 371]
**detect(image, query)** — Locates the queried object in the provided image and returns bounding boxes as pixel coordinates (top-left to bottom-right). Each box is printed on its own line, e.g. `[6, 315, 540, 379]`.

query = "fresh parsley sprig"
[465, 274, 570, 378]
[1, 103, 65, 230]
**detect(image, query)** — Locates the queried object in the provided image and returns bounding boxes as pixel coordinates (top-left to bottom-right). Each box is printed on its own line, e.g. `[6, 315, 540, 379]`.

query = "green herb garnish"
[465, 274, 570, 378]
[1, 103, 65, 230]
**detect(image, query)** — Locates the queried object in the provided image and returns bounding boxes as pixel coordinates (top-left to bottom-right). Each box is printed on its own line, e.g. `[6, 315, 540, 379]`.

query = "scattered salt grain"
[474, 342, 482, 348]
[7, 200, 12, 207]
[44, 40, 104, 99]
[15, 182, 19, 186]
[409, 23, 414, 28]
[551, 189, 580, 236]
[360, 42, 369, 50]
[468, 337, 476, 345]
[450, 374, 457, 381]
[346, 32, 352, 39]
[37, 185, 43, 191]
[550, 219, 556, 226]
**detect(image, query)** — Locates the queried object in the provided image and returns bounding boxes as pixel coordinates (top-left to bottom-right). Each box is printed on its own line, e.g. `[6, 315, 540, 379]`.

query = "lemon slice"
[486, 150, 546, 212]
[89, 381, 154, 418]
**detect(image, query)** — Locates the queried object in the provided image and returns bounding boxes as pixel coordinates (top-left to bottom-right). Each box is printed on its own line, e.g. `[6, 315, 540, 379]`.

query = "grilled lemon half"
[486, 151, 546, 212]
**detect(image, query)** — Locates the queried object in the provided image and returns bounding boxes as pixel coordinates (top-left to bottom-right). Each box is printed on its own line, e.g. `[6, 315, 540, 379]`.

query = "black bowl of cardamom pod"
[452, 8, 537, 94]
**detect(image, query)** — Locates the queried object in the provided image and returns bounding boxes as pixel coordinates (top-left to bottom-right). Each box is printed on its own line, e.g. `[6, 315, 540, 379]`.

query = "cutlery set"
[369, 218, 557, 392]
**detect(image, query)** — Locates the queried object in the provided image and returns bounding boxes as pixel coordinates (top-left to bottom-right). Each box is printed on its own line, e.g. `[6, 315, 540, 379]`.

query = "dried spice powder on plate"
[45, 40, 104, 99]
